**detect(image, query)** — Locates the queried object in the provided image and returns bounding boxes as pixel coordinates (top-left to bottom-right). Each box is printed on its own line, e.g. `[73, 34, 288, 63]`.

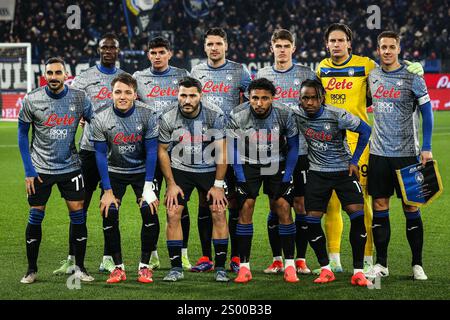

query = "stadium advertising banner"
[425, 74, 450, 110]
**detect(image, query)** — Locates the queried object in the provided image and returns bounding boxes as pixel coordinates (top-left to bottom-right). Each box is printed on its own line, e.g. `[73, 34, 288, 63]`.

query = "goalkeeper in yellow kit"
[316, 23, 424, 273]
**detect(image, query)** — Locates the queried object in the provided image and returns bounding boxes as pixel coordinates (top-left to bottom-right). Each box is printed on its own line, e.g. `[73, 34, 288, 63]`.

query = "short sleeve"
[145, 111, 159, 140]
[158, 116, 172, 144]
[412, 75, 430, 106]
[90, 114, 106, 142]
[18, 95, 33, 123]
[337, 109, 361, 131]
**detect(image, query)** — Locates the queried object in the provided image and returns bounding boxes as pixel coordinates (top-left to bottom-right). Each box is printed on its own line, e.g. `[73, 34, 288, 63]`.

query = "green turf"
[0, 112, 449, 300]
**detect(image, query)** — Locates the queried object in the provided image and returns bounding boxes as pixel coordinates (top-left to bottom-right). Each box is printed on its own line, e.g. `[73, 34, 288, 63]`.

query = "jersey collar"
[207, 60, 228, 70]
[331, 54, 352, 67]
[45, 85, 68, 99]
[272, 64, 294, 73]
[307, 105, 325, 119]
[113, 103, 135, 117]
[381, 64, 405, 73]
[97, 64, 117, 74]
[151, 66, 171, 75]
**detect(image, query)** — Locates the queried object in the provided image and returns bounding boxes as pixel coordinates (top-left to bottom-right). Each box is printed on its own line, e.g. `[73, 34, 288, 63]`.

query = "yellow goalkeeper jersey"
[317, 54, 376, 139]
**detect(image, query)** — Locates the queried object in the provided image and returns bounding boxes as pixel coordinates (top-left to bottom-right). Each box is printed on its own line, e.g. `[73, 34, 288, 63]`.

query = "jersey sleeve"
[158, 116, 172, 144]
[285, 109, 298, 138]
[226, 111, 239, 139]
[70, 74, 86, 90]
[212, 112, 226, 140]
[412, 75, 431, 106]
[145, 111, 159, 140]
[337, 109, 361, 131]
[366, 58, 377, 74]
[18, 95, 33, 123]
[82, 92, 93, 121]
[90, 115, 106, 142]
[240, 64, 252, 92]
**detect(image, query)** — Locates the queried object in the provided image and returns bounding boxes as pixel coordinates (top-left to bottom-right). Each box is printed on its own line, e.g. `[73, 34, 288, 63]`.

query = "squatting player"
[366, 31, 433, 281]
[228, 78, 300, 284]
[294, 79, 371, 286]
[18, 57, 94, 284]
[191, 27, 252, 273]
[158, 77, 229, 282]
[257, 29, 316, 275]
[133, 36, 191, 271]
[91, 73, 160, 284]
[53, 33, 126, 275]
[316, 23, 424, 272]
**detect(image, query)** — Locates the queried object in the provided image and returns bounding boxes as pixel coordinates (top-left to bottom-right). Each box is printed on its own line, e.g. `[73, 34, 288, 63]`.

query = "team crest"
[324, 123, 331, 131]
[415, 171, 424, 185]
[396, 80, 403, 86]
[173, 79, 178, 85]
[69, 105, 76, 112]
[226, 75, 233, 81]
[136, 124, 142, 131]
[272, 125, 279, 132]
[294, 79, 300, 86]
[348, 68, 355, 76]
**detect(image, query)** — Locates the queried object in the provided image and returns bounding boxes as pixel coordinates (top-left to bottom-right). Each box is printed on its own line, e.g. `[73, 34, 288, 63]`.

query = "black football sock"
[306, 216, 329, 267]
[295, 213, 309, 259]
[405, 210, 424, 266]
[198, 206, 212, 260]
[348, 211, 366, 270]
[267, 211, 282, 257]
[181, 206, 190, 249]
[236, 223, 253, 263]
[279, 223, 296, 260]
[372, 209, 390, 267]
[26, 208, 45, 273]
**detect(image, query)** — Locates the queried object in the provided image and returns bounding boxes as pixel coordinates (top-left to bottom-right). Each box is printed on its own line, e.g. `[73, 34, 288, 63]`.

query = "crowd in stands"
[1, 0, 448, 68]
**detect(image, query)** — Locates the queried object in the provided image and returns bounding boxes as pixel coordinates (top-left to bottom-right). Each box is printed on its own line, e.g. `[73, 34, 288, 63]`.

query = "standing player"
[366, 31, 433, 280]
[191, 27, 251, 273]
[91, 73, 160, 284]
[133, 36, 191, 271]
[295, 79, 372, 286]
[158, 77, 229, 282]
[229, 78, 300, 283]
[316, 23, 424, 272]
[257, 29, 316, 275]
[18, 57, 94, 284]
[53, 33, 125, 275]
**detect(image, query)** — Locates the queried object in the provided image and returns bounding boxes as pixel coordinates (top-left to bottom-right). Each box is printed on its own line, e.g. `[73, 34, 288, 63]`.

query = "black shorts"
[368, 154, 419, 199]
[293, 155, 309, 197]
[172, 168, 216, 207]
[305, 170, 364, 213]
[28, 170, 85, 206]
[101, 172, 146, 203]
[225, 164, 236, 199]
[236, 162, 294, 207]
[79, 149, 100, 193]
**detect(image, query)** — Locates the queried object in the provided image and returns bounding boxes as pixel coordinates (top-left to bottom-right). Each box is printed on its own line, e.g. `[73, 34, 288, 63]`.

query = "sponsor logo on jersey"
[44, 114, 75, 127]
[202, 80, 231, 93]
[274, 86, 300, 100]
[113, 132, 143, 144]
[373, 85, 401, 99]
[305, 128, 332, 141]
[146, 86, 178, 97]
[95, 87, 112, 100]
[330, 93, 346, 104]
[325, 78, 353, 90]
[49, 128, 68, 139]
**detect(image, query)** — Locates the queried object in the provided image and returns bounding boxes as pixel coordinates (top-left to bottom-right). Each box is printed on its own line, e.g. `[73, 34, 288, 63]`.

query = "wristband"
[214, 179, 225, 188]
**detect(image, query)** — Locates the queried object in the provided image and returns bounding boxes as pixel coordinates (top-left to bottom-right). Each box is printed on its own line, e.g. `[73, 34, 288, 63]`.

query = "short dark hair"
[271, 29, 295, 45]
[148, 36, 171, 51]
[111, 73, 137, 92]
[100, 33, 120, 45]
[377, 31, 400, 47]
[178, 76, 202, 93]
[45, 57, 66, 69]
[204, 27, 227, 42]
[324, 23, 353, 42]
[248, 78, 276, 96]
[300, 79, 326, 103]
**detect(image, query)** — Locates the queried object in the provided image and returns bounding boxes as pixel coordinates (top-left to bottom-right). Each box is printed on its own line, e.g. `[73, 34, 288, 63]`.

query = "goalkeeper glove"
[404, 60, 424, 76]
[142, 181, 157, 204]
